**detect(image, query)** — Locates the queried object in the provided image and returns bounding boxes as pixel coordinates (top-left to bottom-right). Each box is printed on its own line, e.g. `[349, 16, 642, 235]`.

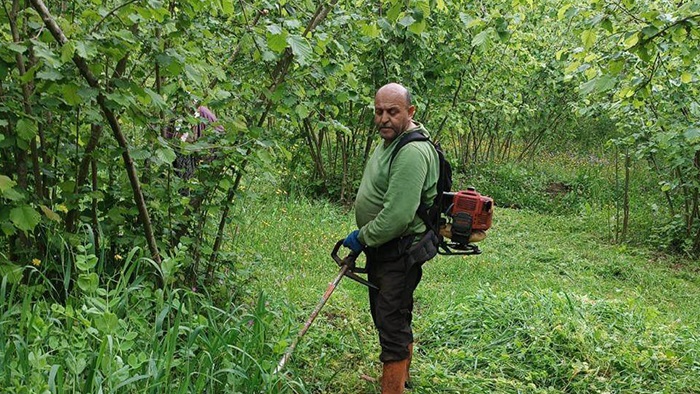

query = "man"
[165, 105, 224, 181]
[343, 83, 440, 393]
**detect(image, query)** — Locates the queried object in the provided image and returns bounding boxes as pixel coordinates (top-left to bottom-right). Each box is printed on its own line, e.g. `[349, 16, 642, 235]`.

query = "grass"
[1, 182, 699, 393]
[0, 241, 307, 393]
[231, 195, 700, 393]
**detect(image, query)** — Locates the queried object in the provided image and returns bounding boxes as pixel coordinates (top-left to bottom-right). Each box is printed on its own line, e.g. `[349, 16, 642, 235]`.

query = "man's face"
[374, 87, 415, 143]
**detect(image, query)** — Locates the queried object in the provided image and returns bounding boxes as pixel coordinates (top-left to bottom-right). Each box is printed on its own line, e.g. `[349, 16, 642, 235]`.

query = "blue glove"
[343, 230, 365, 254]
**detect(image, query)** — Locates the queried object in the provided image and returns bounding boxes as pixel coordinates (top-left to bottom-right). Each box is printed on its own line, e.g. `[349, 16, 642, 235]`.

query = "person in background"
[165, 105, 224, 181]
[343, 83, 440, 393]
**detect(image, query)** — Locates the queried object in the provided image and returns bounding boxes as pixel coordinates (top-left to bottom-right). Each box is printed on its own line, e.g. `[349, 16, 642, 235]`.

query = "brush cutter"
[273, 240, 376, 374]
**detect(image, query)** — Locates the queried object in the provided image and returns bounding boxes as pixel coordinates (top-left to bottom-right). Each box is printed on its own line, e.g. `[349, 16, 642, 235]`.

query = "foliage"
[0, 238, 306, 393]
[558, 0, 700, 254]
[1, 176, 699, 393]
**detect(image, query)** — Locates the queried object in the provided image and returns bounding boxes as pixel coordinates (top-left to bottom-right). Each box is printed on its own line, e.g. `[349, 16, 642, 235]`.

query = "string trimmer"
[273, 240, 376, 374]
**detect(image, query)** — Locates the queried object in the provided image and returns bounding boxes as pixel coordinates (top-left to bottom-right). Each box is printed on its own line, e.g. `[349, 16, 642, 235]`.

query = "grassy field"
[231, 196, 700, 393]
[2, 190, 698, 393]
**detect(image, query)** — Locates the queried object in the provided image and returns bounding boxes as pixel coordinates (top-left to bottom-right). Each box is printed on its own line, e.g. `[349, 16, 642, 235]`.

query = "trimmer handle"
[331, 239, 375, 288]
[331, 239, 359, 269]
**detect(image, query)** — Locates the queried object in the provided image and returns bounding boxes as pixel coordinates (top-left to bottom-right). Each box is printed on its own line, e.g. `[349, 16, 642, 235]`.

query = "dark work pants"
[367, 249, 424, 363]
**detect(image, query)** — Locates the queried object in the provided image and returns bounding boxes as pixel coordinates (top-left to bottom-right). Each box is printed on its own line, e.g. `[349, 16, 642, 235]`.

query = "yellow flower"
[31, 258, 41, 266]
[115, 254, 123, 261]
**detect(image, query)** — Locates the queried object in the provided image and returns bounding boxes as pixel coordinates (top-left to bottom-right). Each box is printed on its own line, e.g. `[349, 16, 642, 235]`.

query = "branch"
[208, 8, 264, 90]
[90, 0, 139, 34]
[30, 0, 162, 266]
[634, 13, 700, 49]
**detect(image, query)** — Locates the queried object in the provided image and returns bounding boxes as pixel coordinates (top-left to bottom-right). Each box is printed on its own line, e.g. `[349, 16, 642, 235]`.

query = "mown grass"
[232, 194, 700, 393]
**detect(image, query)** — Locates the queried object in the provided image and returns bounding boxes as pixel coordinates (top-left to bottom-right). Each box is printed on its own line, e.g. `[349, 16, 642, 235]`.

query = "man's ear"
[408, 105, 416, 118]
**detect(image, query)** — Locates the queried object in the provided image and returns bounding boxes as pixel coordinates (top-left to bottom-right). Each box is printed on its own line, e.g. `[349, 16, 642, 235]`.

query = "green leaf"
[398, 15, 416, 27]
[74, 41, 97, 60]
[61, 41, 76, 63]
[257, 148, 273, 164]
[77, 272, 99, 293]
[1, 223, 16, 236]
[0, 263, 23, 283]
[608, 59, 625, 75]
[459, 13, 473, 26]
[0, 175, 17, 193]
[295, 104, 310, 119]
[145, 88, 167, 110]
[408, 19, 426, 35]
[581, 29, 596, 50]
[40, 205, 61, 222]
[16, 119, 38, 141]
[624, 32, 639, 48]
[10, 205, 41, 232]
[287, 35, 312, 66]
[62, 83, 82, 106]
[387, 2, 402, 22]
[360, 22, 380, 38]
[267, 31, 288, 53]
[601, 18, 613, 33]
[579, 75, 615, 95]
[579, 78, 597, 96]
[680, 72, 692, 84]
[414, 0, 430, 18]
[76, 254, 98, 271]
[472, 30, 490, 47]
[36, 68, 64, 81]
[641, 25, 659, 38]
[94, 311, 119, 334]
[31, 40, 60, 68]
[684, 128, 700, 143]
[7, 42, 26, 54]
[155, 147, 176, 165]
[1, 187, 24, 201]
[596, 75, 615, 93]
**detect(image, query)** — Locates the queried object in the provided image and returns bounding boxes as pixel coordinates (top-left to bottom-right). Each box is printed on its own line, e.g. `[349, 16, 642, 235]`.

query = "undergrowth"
[0, 241, 306, 393]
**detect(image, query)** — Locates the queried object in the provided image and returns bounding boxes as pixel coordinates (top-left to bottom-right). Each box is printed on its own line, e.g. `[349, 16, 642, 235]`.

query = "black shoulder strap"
[389, 130, 439, 233]
[390, 131, 429, 166]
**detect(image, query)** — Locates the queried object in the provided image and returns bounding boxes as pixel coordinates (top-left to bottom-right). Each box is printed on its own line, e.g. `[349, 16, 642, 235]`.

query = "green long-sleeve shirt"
[355, 125, 439, 247]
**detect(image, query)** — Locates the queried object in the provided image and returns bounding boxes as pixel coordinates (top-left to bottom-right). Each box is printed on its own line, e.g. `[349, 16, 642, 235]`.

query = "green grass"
[1, 191, 699, 393]
[0, 242, 307, 394]
[232, 196, 700, 393]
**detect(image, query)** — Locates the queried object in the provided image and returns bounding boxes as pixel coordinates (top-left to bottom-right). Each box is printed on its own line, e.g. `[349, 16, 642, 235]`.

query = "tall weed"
[0, 233, 307, 393]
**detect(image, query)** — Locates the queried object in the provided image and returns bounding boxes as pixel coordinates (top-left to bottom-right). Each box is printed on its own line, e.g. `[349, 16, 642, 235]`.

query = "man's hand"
[343, 230, 365, 254]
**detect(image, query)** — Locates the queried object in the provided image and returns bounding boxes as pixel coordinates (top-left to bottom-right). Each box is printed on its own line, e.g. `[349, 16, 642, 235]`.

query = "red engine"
[449, 189, 493, 231]
[439, 188, 494, 255]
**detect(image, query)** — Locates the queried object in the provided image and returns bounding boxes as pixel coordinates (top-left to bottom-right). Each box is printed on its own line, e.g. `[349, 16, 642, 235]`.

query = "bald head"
[376, 83, 412, 107]
[374, 83, 416, 144]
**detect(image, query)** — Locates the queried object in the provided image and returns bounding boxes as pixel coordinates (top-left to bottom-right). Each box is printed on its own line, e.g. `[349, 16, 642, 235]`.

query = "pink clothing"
[165, 106, 223, 142]
[167, 106, 224, 180]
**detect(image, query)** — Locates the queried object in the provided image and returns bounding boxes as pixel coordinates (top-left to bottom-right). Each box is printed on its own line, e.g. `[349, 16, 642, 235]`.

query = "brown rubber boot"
[405, 343, 413, 389]
[381, 359, 407, 394]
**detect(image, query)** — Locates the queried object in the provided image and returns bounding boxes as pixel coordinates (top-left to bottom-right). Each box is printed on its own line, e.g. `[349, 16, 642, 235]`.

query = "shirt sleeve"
[358, 143, 428, 247]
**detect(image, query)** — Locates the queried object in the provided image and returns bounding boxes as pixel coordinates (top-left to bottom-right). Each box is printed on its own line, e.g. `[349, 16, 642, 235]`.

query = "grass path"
[231, 197, 700, 393]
